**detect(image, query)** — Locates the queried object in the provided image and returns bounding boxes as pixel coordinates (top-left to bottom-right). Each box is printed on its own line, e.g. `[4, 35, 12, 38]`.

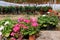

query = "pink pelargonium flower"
[30, 18, 37, 23]
[31, 22, 38, 27]
[13, 25, 20, 32]
[18, 17, 24, 22]
[10, 32, 15, 36]
[14, 24, 21, 27]
[21, 24, 28, 29]
[10, 37, 16, 40]
[24, 19, 30, 23]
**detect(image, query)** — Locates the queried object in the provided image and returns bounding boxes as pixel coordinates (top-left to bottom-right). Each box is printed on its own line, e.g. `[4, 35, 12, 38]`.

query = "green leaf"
[4, 33, 10, 37]
[29, 31, 36, 35]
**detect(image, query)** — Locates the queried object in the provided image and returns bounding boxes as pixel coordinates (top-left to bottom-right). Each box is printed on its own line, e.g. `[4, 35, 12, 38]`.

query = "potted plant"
[0, 18, 17, 40]
[0, 17, 39, 40]
[38, 15, 59, 30]
[18, 17, 40, 40]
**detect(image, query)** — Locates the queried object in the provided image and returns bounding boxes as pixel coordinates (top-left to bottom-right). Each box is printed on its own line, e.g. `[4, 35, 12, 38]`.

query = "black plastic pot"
[40, 24, 56, 30]
[23, 35, 29, 39]
[47, 24, 56, 30]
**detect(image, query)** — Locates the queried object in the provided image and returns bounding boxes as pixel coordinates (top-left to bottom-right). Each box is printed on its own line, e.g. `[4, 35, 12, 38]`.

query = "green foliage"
[9, 6, 16, 12]
[20, 18, 39, 36]
[19, 6, 25, 12]
[42, 6, 52, 12]
[0, 6, 52, 14]
[25, 6, 32, 11]
[0, 18, 17, 37]
[38, 15, 59, 29]
[4, 7, 9, 13]
[36, 6, 41, 11]
[20, 26, 39, 36]
[0, 6, 2, 12]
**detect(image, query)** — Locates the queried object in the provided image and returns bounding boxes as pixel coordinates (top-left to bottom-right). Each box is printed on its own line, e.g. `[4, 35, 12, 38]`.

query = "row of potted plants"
[0, 15, 59, 40]
[0, 6, 52, 14]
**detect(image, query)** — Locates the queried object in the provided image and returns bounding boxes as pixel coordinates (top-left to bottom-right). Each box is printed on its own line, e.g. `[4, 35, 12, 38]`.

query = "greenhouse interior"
[0, 0, 60, 40]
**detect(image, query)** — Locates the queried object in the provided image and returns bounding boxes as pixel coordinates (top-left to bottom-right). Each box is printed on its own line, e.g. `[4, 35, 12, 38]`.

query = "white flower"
[47, 12, 50, 14]
[42, 15, 46, 16]
[0, 25, 4, 31]
[0, 32, 2, 35]
[4, 21, 9, 25]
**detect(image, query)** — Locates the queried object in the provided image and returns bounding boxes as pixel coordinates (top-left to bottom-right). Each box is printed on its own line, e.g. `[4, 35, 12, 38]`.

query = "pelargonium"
[24, 19, 30, 24]
[17, 17, 39, 36]
[18, 17, 24, 22]
[31, 22, 38, 27]
[10, 32, 15, 36]
[13, 24, 20, 32]
[18, 17, 39, 28]
[21, 24, 28, 29]
[30, 18, 37, 23]
[5, 17, 39, 40]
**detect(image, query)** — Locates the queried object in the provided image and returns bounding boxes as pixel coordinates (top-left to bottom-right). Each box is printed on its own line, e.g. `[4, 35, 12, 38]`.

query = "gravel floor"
[36, 31, 60, 40]
[0, 14, 40, 20]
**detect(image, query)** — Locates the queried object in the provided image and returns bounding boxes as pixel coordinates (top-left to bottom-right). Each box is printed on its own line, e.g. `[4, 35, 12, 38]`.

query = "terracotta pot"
[29, 35, 35, 40]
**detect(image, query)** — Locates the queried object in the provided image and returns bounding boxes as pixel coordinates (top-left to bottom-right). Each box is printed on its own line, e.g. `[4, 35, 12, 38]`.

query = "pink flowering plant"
[9, 17, 39, 40]
[1, 18, 39, 40]
[18, 17, 39, 36]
